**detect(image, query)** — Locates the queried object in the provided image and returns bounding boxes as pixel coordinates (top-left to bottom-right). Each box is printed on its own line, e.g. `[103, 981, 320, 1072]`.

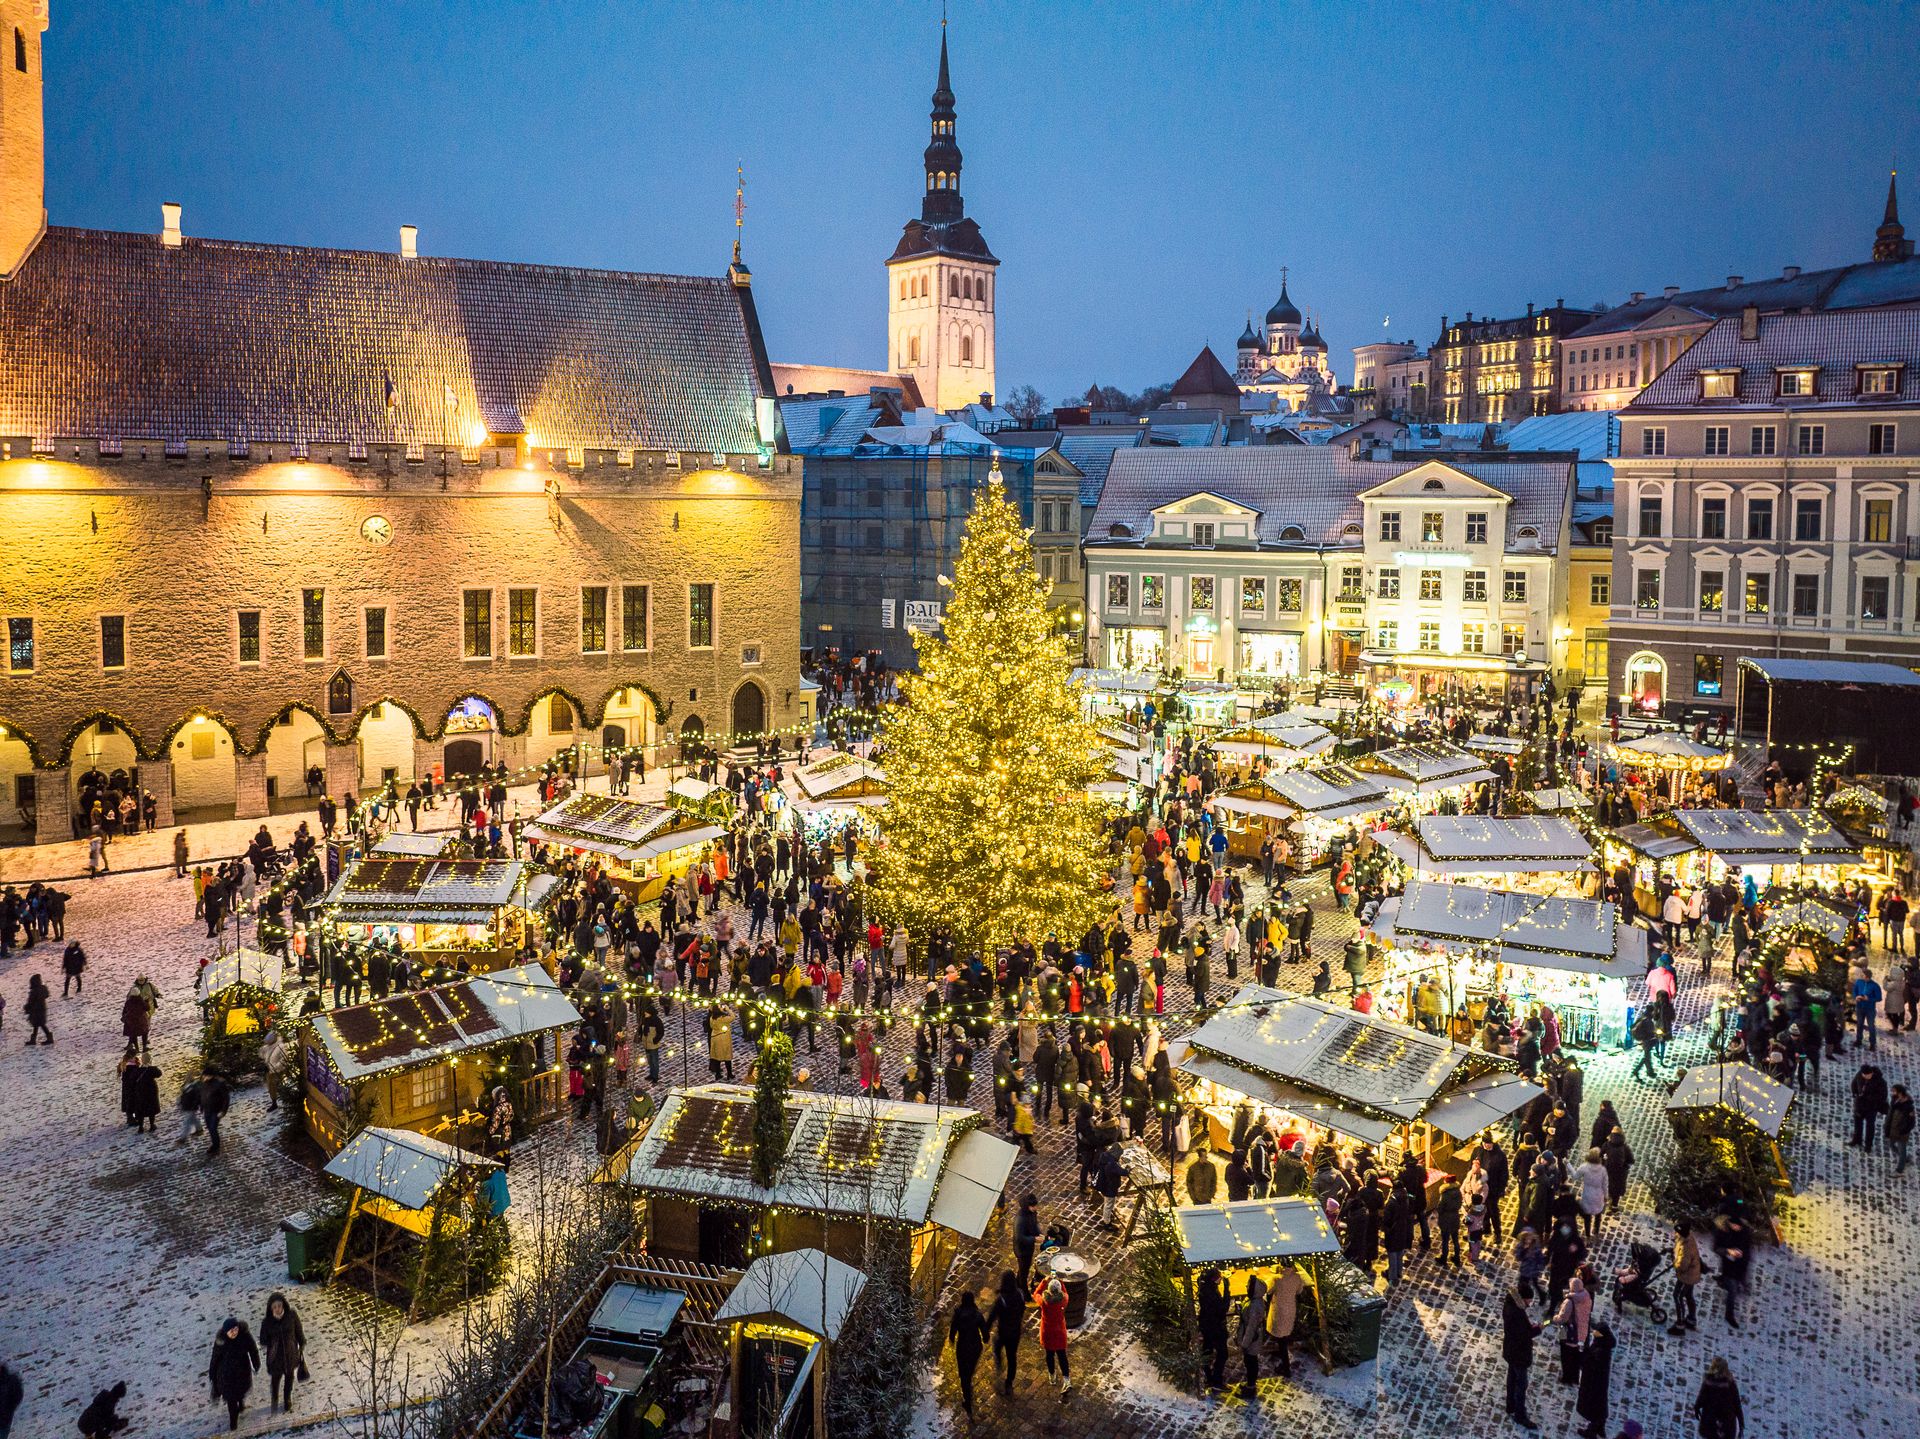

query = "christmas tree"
[872, 462, 1114, 956]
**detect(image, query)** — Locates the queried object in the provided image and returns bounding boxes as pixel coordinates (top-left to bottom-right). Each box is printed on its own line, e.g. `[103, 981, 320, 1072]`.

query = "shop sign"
[904, 600, 943, 632]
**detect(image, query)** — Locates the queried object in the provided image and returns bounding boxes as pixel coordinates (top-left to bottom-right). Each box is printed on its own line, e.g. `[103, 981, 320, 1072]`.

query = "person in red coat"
[1033, 1276, 1072, 1397]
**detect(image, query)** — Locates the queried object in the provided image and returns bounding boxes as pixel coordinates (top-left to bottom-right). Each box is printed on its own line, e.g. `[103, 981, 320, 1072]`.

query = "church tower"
[886, 21, 998, 411]
[1874, 172, 1914, 263]
[0, 0, 47, 279]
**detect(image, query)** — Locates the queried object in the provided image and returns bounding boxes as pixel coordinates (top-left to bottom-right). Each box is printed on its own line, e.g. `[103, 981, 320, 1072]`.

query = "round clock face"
[361, 514, 394, 546]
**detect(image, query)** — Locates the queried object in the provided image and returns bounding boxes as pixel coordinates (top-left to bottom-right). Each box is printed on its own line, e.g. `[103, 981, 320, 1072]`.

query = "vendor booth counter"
[1211, 764, 1393, 865]
[322, 856, 557, 975]
[526, 792, 727, 904]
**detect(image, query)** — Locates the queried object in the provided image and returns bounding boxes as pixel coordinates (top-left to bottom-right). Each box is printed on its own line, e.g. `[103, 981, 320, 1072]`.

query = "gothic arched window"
[950, 273, 960, 298]
[961, 333, 973, 365]
[326, 669, 354, 717]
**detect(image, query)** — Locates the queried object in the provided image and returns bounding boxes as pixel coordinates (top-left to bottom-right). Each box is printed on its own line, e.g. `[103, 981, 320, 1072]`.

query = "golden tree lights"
[872, 463, 1111, 955]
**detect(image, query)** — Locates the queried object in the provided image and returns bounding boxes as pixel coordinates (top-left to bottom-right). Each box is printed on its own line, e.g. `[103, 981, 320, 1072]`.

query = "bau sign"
[904, 599, 944, 633]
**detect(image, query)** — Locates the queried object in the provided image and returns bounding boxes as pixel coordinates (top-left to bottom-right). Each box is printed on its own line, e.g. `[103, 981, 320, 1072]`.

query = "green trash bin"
[1341, 1286, 1385, 1366]
[281, 1210, 319, 1282]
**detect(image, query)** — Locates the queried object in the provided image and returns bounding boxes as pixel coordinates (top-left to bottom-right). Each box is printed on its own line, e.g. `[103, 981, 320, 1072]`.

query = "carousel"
[525, 792, 728, 903]
[1610, 733, 1731, 805]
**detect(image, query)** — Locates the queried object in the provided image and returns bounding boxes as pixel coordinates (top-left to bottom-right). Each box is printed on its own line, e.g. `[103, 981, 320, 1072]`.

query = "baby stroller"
[1611, 1239, 1669, 1324]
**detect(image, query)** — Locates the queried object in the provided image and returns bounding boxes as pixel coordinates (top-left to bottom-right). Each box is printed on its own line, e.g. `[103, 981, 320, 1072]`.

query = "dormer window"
[1422, 478, 1445, 491]
[1191, 522, 1216, 548]
[1279, 525, 1305, 542]
[1775, 367, 1818, 398]
[1700, 368, 1740, 399]
[1858, 365, 1903, 396]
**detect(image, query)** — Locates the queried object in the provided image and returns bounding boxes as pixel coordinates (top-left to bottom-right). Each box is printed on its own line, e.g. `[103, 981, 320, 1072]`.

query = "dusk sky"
[50, 1, 1920, 403]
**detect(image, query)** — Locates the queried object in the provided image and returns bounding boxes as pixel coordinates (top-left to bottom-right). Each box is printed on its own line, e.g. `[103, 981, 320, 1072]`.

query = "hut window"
[406, 1064, 454, 1113]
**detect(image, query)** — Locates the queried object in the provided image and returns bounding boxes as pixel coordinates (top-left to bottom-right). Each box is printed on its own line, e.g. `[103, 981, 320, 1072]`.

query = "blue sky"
[47, 1, 1920, 403]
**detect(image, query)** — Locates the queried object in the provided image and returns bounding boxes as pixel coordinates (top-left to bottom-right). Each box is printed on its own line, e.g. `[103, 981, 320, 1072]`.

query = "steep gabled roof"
[1171, 344, 1241, 399]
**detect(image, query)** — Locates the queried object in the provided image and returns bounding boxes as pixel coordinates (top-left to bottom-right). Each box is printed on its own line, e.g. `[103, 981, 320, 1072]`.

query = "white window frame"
[98, 612, 127, 673]
[1703, 425, 1729, 457]
[460, 587, 494, 661]
[1139, 574, 1166, 613]
[687, 581, 716, 651]
[1796, 424, 1825, 456]
[579, 585, 611, 656]
[1749, 425, 1777, 456]
[236, 609, 264, 667]
[1105, 572, 1131, 612]
[1641, 426, 1667, 456]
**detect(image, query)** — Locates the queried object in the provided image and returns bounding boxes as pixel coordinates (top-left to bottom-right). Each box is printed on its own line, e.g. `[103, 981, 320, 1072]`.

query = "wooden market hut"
[321, 1125, 504, 1318]
[1756, 891, 1858, 989]
[1667, 807, 1863, 884]
[791, 753, 889, 812]
[369, 830, 462, 859]
[300, 965, 580, 1154]
[1209, 713, 1337, 765]
[321, 857, 559, 974]
[1175, 985, 1540, 1195]
[667, 776, 737, 822]
[1210, 763, 1392, 864]
[524, 792, 727, 903]
[611, 1084, 1017, 1301]
[1172, 1199, 1358, 1368]
[708, 1248, 866, 1439]
[1666, 1062, 1796, 1225]
[196, 945, 288, 1072]
[1353, 740, 1496, 803]
[1376, 814, 1595, 885]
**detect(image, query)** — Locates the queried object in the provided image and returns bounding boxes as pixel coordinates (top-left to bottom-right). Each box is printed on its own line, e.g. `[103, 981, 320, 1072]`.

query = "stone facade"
[0, 0, 44, 279]
[0, 442, 802, 837]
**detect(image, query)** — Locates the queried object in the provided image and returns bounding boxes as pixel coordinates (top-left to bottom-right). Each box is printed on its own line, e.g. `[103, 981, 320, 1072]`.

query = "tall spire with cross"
[1875, 170, 1914, 262]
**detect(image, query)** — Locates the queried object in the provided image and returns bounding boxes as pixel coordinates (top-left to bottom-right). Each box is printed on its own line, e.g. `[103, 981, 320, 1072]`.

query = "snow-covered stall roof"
[711, 1249, 867, 1342]
[199, 946, 283, 999]
[927, 1129, 1021, 1240]
[1381, 814, 1594, 876]
[323, 856, 539, 925]
[1610, 821, 1699, 861]
[1358, 741, 1496, 795]
[792, 753, 889, 807]
[308, 969, 582, 1083]
[1211, 714, 1337, 759]
[1171, 1041, 1397, 1145]
[322, 1126, 496, 1210]
[1666, 1062, 1794, 1138]
[1174, 1198, 1341, 1269]
[525, 792, 726, 862]
[1370, 878, 1646, 978]
[371, 830, 460, 858]
[1465, 733, 1525, 756]
[1526, 787, 1592, 813]
[1758, 897, 1853, 946]
[1184, 986, 1477, 1122]
[1670, 808, 1861, 867]
[1072, 667, 1157, 696]
[615, 1085, 1015, 1236]
[667, 776, 727, 805]
[1423, 1072, 1547, 1141]
[1259, 764, 1393, 821]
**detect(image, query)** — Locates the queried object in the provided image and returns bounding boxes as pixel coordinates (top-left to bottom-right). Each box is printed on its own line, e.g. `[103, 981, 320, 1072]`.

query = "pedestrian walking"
[22, 974, 52, 1045]
[1668, 1220, 1702, 1334]
[1887, 1083, 1914, 1174]
[207, 1317, 261, 1430]
[1034, 1275, 1072, 1397]
[1197, 1266, 1230, 1389]
[1850, 1063, 1889, 1151]
[1553, 1274, 1592, 1386]
[947, 1291, 990, 1420]
[1692, 1356, 1745, 1439]
[259, 1293, 307, 1412]
[1013, 1194, 1041, 1291]
[1501, 1285, 1541, 1428]
[987, 1270, 1025, 1396]
[1711, 1213, 1752, 1328]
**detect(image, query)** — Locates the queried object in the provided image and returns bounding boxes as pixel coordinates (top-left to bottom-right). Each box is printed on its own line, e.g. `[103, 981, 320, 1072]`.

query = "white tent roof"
[1423, 1072, 1546, 1141]
[1466, 733, 1525, 755]
[1758, 898, 1852, 945]
[1212, 793, 1296, 823]
[668, 776, 724, 803]
[1072, 667, 1157, 695]
[1372, 878, 1645, 979]
[371, 830, 458, 858]
[199, 946, 283, 998]
[322, 1126, 496, 1210]
[1175, 1199, 1341, 1268]
[1362, 741, 1496, 794]
[792, 753, 889, 802]
[926, 1128, 1020, 1240]
[1259, 764, 1393, 821]
[1382, 814, 1594, 876]
[525, 792, 721, 863]
[1670, 808, 1860, 867]
[1666, 1062, 1795, 1138]
[711, 1249, 867, 1342]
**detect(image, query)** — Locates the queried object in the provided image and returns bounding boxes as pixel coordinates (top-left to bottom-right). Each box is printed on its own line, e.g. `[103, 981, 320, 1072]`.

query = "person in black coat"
[1573, 1319, 1615, 1438]
[75, 1380, 128, 1439]
[987, 1270, 1026, 1396]
[1478, 1134, 1511, 1242]
[1196, 1268, 1231, 1390]
[23, 974, 52, 1045]
[0, 1363, 24, 1439]
[258, 1293, 306, 1412]
[946, 1292, 991, 1419]
[1013, 1194, 1041, 1291]
[208, 1318, 261, 1430]
[1500, 1286, 1541, 1428]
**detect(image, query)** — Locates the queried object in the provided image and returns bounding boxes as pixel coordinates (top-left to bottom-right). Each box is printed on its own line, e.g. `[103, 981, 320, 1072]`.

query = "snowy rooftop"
[322, 1126, 496, 1211]
[1174, 1198, 1340, 1268]
[1670, 808, 1860, 865]
[308, 967, 581, 1082]
[1371, 878, 1647, 979]
[1359, 741, 1496, 794]
[1666, 1062, 1795, 1138]
[792, 753, 889, 803]
[1381, 814, 1595, 876]
[323, 857, 535, 924]
[711, 1249, 868, 1342]
[1258, 763, 1393, 819]
[525, 792, 724, 863]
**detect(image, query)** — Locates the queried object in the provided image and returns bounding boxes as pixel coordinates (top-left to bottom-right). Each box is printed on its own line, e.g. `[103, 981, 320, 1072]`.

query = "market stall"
[1602, 820, 1699, 915]
[1523, 787, 1592, 815]
[525, 792, 728, 903]
[1756, 891, 1858, 990]
[197, 945, 288, 1076]
[321, 1125, 507, 1319]
[370, 830, 461, 859]
[711, 1249, 866, 1439]
[300, 965, 580, 1154]
[321, 857, 558, 974]
[666, 775, 737, 823]
[1209, 714, 1337, 765]
[1072, 667, 1159, 717]
[1669, 807, 1863, 888]
[1354, 740, 1496, 811]
[1176, 680, 1241, 728]
[1171, 1200, 1368, 1369]
[1376, 814, 1594, 888]
[1210, 764, 1393, 865]
[1666, 1061, 1796, 1228]
[1367, 877, 1647, 1048]
[1175, 985, 1536, 1192]
[610, 1084, 1017, 1300]
[1466, 733, 1525, 759]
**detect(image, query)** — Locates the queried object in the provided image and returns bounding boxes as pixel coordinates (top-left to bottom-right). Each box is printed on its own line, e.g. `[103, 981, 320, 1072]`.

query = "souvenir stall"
[1171, 1200, 1369, 1370]
[1209, 764, 1393, 865]
[1100, 723, 1156, 789]
[300, 965, 580, 1155]
[322, 857, 558, 976]
[610, 1084, 1017, 1302]
[1822, 785, 1901, 886]
[790, 753, 889, 849]
[1209, 714, 1337, 767]
[1367, 877, 1646, 1049]
[1375, 815, 1595, 894]
[1173, 986, 1540, 1198]
[1354, 740, 1496, 815]
[525, 792, 728, 904]
[320, 1126, 507, 1319]
[1610, 733, 1731, 805]
[1601, 820, 1698, 918]
[666, 776, 737, 823]
[1176, 680, 1241, 729]
[1668, 808, 1863, 890]
[1755, 891, 1857, 990]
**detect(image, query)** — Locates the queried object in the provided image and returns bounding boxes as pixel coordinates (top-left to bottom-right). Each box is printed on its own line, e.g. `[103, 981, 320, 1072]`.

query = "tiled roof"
[1628, 302, 1920, 411]
[770, 362, 922, 408]
[1170, 345, 1241, 399]
[1086, 448, 1572, 550]
[0, 227, 770, 451]
[1059, 430, 1144, 508]
[1570, 257, 1920, 340]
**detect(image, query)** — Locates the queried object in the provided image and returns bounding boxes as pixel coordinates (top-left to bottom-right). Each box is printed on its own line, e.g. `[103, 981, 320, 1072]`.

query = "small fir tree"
[872, 464, 1111, 954]
[751, 1029, 794, 1190]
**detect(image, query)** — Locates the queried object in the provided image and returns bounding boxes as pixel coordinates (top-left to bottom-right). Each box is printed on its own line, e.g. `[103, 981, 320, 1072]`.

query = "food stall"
[790, 753, 889, 850]
[610, 1084, 1017, 1301]
[1353, 740, 1496, 814]
[1211, 765, 1394, 865]
[1367, 877, 1646, 1049]
[1174, 985, 1539, 1195]
[1376, 814, 1595, 892]
[1610, 732, 1731, 805]
[322, 857, 558, 974]
[300, 965, 580, 1155]
[1172, 1199, 1370, 1369]
[321, 1125, 507, 1319]
[525, 792, 728, 904]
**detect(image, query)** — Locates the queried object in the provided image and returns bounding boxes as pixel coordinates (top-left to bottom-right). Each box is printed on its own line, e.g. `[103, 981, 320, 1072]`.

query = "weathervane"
[733, 162, 746, 266]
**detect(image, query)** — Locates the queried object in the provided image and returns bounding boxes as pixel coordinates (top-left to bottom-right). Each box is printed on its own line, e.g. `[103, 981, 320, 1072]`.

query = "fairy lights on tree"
[871, 461, 1112, 955]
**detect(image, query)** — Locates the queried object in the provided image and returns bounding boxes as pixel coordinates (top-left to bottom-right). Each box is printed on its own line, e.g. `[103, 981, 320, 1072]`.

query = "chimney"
[1663, 285, 1679, 299]
[1630, 291, 1645, 303]
[1726, 275, 1744, 290]
[1740, 304, 1760, 341]
[1781, 264, 1800, 280]
[160, 202, 182, 248]
[400, 225, 418, 259]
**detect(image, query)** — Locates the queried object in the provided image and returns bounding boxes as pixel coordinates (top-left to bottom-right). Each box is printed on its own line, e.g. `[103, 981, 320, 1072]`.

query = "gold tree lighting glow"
[872, 462, 1112, 955]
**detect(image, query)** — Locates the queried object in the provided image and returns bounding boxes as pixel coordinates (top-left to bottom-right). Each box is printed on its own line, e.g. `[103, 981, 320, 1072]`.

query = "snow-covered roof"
[199, 946, 283, 998]
[1172, 1043, 1397, 1145]
[615, 1085, 1015, 1236]
[1666, 1062, 1794, 1138]
[1610, 821, 1699, 860]
[1382, 814, 1594, 875]
[525, 792, 724, 863]
[1737, 656, 1920, 687]
[370, 830, 459, 858]
[1371, 878, 1645, 979]
[711, 1249, 867, 1342]
[324, 857, 536, 924]
[1258, 763, 1393, 820]
[1526, 787, 1592, 812]
[1071, 667, 1158, 695]
[322, 1126, 496, 1210]
[667, 776, 725, 804]
[1758, 896, 1853, 945]
[1359, 740, 1496, 794]
[1174, 1198, 1340, 1268]
[308, 968, 582, 1083]
[1465, 733, 1525, 755]
[1211, 715, 1336, 759]
[1670, 808, 1860, 866]
[1423, 1072, 1546, 1141]
[792, 753, 889, 803]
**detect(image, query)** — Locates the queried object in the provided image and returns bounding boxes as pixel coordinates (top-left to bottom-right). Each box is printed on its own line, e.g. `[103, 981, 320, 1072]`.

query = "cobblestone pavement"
[4, 783, 1918, 1439]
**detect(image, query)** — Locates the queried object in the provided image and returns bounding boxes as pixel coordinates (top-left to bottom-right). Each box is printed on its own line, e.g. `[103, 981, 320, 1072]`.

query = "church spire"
[1875, 171, 1914, 262]
[921, 18, 965, 226]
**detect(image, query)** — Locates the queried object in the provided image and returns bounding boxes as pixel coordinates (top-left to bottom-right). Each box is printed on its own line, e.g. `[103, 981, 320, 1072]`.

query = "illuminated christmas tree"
[873, 462, 1114, 956]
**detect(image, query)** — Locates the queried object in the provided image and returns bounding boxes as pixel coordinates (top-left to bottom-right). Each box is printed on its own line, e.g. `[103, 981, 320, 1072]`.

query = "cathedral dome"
[1265, 279, 1301, 327]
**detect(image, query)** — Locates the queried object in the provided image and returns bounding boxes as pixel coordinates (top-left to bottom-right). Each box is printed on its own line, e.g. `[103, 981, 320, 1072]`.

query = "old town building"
[1435, 302, 1597, 423]
[0, 7, 797, 844]
[1608, 300, 1920, 716]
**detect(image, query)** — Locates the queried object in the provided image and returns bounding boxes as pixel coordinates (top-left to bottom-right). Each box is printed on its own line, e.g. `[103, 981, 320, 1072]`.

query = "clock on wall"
[361, 514, 394, 546]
